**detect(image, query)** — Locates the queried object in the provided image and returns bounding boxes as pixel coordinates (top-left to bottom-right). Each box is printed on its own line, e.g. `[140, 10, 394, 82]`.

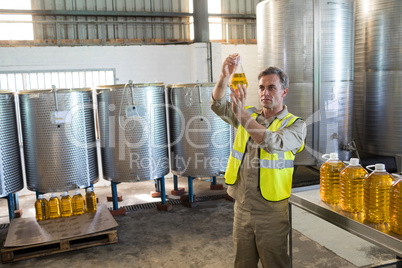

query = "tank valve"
[341, 140, 360, 160]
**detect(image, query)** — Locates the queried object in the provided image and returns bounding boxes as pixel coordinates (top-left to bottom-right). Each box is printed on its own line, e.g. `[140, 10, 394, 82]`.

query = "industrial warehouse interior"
[0, 0, 401, 267]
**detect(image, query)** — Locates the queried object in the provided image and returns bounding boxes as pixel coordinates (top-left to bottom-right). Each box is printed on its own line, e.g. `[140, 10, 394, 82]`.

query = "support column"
[193, 0, 209, 42]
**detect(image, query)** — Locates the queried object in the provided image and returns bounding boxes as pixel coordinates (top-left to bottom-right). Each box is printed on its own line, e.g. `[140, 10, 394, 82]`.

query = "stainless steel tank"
[0, 91, 23, 197]
[354, 0, 402, 157]
[97, 83, 169, 182]
[167, 83, 232, 177]
[19, 88, 98, 193]
[257, 0, 354, 164]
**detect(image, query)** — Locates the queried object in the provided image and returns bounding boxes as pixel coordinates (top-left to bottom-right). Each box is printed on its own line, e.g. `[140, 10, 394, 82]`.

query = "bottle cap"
[350, 158, 359, 165]
[51, 193, 57, 198]
[75, 189, 80, 194]
[87, 187, 93, 192]
[375, 163, 386, 171]
[38, 194, 44, 199]
[329, 153, 338, 160]
[62, 191, 69, 196]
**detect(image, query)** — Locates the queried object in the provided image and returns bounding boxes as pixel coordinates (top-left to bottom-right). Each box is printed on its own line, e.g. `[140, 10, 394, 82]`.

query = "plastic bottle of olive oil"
[86, 187, 97, 213]
[73, 189, 85, 216]
[320, 153, 346, 204]
[60, 191, 73, 218]
[35, 194, 49, 221]
[48, 193, 61, 219]
[363, 164, 394, 223]
[230, 56, 248, 89]
[389, 177, 402, 234]
[339, 158, 368, 212]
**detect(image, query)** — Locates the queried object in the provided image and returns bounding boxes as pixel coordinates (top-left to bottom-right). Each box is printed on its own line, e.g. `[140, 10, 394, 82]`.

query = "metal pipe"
[52, 85, 59, 111]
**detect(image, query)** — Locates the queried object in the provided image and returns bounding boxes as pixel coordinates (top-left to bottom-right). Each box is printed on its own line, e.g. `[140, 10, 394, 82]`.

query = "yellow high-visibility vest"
[225, 106, 304, 201]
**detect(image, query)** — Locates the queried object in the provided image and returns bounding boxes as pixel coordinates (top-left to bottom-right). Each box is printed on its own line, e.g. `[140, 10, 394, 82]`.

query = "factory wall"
[0, 42, 259, 195]
[0, 43, 259, 90]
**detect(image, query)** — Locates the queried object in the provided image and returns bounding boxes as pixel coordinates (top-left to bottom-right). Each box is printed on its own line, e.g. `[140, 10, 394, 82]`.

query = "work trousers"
[233, 199, 290, 268]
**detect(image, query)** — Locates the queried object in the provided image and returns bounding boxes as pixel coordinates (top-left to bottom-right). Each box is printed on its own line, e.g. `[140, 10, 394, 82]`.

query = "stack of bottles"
[320, 154, 402, 235]
[35, 188, 97, 222]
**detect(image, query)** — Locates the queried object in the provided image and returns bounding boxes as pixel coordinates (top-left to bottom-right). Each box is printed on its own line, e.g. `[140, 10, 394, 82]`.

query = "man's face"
[258, 74, 288, 111]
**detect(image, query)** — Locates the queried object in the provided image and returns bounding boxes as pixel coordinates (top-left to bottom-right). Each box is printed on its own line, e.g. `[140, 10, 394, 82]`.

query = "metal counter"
[289, 185, 402, 264]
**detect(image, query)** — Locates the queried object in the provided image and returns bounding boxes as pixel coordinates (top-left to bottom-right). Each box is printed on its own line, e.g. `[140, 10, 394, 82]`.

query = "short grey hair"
[257, 66, 289, 90]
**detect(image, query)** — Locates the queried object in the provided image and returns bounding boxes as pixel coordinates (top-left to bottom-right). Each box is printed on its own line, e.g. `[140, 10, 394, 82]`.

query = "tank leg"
[7, 193, 15, 222]
[13, 193, 19, 210]
[156, 179, 160, 192]
[210, 176, 224, 190]
[107, 183, 123, 203]
[171, 175, 185, 195]
[111, 181, 119, 211]
[160, 177, 166, 204]
[174, 175, 179, 190]
[188, 176, 194, 202]
[156, 177, 172, 211]
[109, 182, 126, 216]
[181, 176, 197, 208]
[151, 179, 162, 198]
[13, 193, 22, 218]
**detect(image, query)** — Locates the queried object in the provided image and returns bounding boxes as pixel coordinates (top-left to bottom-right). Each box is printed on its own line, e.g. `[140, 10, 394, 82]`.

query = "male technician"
[211, 53, 306, 267]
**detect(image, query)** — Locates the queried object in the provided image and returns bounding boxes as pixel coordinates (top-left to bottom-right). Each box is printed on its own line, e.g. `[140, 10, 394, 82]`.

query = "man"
[210, 53, 306, 268]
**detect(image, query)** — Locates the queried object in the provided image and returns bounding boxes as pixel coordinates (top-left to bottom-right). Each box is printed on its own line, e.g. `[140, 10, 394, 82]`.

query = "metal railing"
[0, 20, 257, 45]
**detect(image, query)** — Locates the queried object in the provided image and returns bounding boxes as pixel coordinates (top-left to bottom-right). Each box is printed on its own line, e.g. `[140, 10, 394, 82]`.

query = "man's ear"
[282, 88, 289, 97]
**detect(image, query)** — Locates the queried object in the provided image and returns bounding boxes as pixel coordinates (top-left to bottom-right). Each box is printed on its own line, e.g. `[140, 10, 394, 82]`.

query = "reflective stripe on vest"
[225, 108, 304, 201]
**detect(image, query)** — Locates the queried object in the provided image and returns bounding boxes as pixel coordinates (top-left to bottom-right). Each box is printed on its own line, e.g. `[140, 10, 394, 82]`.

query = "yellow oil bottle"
[48, 193, 61, 219]
[60, 191, 73, 218]
[320, 153, 346, 204]
[73, 189, 85, 216]
[230, 56, 248, 90]
[35, 194, 49, 221]
[86, 187, 97, 213]
[389, 177, 402, 234]
[363, 164, 394, 223]
[339, 158, 368, 213]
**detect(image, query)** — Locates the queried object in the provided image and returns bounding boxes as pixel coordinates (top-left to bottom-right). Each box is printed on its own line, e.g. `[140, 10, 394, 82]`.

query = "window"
[0, 0, 33, 40]
[0, 70, 115, 91]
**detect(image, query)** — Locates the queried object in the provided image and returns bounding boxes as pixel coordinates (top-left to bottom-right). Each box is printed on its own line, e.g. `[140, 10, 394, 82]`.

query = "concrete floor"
[0, 167, 399, 267]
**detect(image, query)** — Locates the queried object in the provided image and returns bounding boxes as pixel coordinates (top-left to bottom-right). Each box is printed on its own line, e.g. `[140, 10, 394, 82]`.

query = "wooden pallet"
[1, 229, 118, 263]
